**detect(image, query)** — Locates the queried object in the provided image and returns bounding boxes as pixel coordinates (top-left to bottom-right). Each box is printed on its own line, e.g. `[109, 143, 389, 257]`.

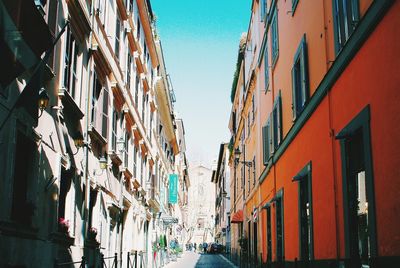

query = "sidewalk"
[163, 251, 200, 268]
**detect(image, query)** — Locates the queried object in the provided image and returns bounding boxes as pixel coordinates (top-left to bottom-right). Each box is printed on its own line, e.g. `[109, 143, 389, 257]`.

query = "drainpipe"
[322, 0, 340, 260]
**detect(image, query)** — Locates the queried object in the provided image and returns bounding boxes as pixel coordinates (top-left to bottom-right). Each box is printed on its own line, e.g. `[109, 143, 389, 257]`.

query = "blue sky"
[151, 0, 251, 167]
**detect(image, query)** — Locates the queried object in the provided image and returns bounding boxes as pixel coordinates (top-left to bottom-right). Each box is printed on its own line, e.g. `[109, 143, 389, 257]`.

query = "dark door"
[266, 206, 272, 262]
[345, 129, 370, 267]
[276, 195, 284, 262]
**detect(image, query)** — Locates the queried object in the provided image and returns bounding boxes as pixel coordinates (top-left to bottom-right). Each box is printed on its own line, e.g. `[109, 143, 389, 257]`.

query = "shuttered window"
[333, 0, 359, 54]
[271, 9, 279, 66]
[291, 35, 309, 120]
[264, 42, 269, 91]
[272, 92, 282, 149]
[260, 0, 267, 22]
[262, 116, 271, 165]
[101, 88, 109, 139]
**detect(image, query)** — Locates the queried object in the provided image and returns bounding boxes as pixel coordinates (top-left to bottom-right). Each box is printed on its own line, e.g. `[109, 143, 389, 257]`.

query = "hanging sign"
[169, 174, 178, 204]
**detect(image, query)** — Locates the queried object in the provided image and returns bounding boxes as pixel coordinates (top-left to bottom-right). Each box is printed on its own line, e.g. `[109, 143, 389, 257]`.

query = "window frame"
[272, 91, 282, 149]
[293, 162, 314, 262]
[275, 189, 284, 262]
[332, 0, 360, 55]
[271, 8, 279, 68]
[336, 105, 377, 261]
[291, 34, 309, 120]
[292, 0, 300, 15]
[264, 41, 270, 92]
[262, 116, 271, 165]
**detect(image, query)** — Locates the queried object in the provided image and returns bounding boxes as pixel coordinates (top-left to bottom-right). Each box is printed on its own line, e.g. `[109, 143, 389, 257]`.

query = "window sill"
[88, 124, 107, 146]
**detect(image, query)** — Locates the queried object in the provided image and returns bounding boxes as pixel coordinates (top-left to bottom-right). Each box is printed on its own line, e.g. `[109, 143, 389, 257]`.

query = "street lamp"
[234, 148, 252, 167]
[38, 88, 49, 118]
[72, 132, 85, 155]
[93, 155, 108, 176]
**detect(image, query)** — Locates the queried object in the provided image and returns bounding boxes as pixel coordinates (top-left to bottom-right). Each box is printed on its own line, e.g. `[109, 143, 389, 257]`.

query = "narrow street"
[164, 252, 236, 268]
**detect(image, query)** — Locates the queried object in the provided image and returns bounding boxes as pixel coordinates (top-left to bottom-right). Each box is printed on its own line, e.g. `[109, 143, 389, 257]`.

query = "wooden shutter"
[262, 123, 269, 165]
[264, 44, 269, 90]
[277, 92, 282, 145]
[94, 87, 103, 133]
[260, 0, 265, 22]
[101, 88, 109, 139]
[291, 65, 297, 120]
[300, 36, 309, 107]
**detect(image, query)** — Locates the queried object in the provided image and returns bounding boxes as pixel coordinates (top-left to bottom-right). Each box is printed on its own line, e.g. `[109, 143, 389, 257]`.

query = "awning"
[231, 210, 243, 224]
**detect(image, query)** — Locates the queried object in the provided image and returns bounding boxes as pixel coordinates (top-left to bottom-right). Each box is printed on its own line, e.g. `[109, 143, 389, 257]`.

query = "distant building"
[211, 143, 231, 250]
[187, 165, 215, 245]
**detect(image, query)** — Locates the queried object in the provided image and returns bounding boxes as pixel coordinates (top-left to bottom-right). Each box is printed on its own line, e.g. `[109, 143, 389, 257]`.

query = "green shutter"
[262, 125, 268, 165]
[291, 66, 297, 120]
[300, 35, 309, 106]
[277, 92, 282, 145]
[263, 117, 271, 165]
[269, 114, 274, 155]
[264, 43, 269, 90]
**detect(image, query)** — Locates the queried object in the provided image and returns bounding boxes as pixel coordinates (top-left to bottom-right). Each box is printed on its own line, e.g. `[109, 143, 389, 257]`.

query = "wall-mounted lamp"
[234, 148, 253, 167]
[72, 132, 86, 155]
[93, 155, 108, 176]
[38, 88, 49, 118]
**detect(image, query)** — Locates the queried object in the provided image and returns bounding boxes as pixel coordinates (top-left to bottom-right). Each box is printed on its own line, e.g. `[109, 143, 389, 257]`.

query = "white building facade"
[0, 0, 188, 267]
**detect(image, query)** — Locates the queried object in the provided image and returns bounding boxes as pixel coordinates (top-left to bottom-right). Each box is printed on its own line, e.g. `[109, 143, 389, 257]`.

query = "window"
[124, 132, 130, 168]
[264, 43, 269, 91]
[111, 110, 118, 151]
[133, 145, 137, 178]
[292, 0, 300, 14]
[101, 88, 109, 139]
[275, 191, 284, 262]
[252, 156, 256, 186]
[127, 53, 132, 90]
[291, 35, 309, 120]
[91, 72, 109, 139]
[271, 9, 279, 66]
[262, 116, 272, 165]
[252, 95, 255, 123]
[272, 92, 282, 149]
[11, 126, 37, 226]
[260, 0, 267, 22]
[128, 0, 134, 13]
[247, 113, 250, 137]
[135, 73, 140, 105]
[293, 163, 314, 261]
[63, 26, 78, 99]
[336, 106, 377, 266]
[115, 14, 121, 61]
[137, 18, 141, 41]
[266, 204, 272, 262]
[333, 0, 359, 54]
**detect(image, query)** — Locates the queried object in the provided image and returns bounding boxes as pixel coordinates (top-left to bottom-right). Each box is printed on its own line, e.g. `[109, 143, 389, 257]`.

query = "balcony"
[66, 0, 91, 41]
[58, 87, 84, 120]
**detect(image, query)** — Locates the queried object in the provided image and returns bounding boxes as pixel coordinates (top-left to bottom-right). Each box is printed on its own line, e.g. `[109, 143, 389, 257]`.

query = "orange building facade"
[228, 0, 400, 267]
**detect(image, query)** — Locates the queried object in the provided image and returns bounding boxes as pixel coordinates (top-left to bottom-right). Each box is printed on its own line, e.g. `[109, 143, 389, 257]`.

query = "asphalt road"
[164, 251, 236, 268]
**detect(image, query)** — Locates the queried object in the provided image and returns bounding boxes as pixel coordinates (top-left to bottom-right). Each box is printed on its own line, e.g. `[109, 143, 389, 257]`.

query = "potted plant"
[88, 227, 98, 241]
[58, 218, 70, 234]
